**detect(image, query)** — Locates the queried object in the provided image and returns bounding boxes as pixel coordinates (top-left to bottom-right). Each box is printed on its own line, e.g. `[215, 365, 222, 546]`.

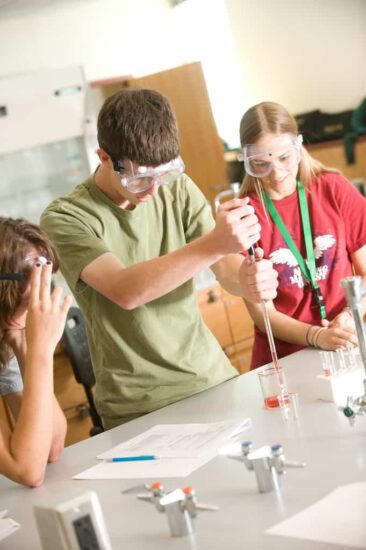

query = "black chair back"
[62, 307, 104, 435]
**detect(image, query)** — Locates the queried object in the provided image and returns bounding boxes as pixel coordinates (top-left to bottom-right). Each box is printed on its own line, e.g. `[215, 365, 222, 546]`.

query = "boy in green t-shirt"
[41, 89, 278, 429]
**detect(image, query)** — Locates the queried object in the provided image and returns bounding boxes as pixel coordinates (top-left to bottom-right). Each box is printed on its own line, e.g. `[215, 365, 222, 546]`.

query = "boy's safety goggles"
[243, 134, 302, 178]
[114, 156, 185, 194]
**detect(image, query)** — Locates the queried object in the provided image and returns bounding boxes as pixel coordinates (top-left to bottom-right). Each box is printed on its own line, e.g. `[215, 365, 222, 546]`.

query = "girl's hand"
[322, 309, 356, 332]
[25, 261, 72, 357]
[316, 323, 358, 350]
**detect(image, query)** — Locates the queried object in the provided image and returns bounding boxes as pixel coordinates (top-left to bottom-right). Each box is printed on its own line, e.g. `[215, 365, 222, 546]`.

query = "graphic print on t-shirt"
[269, 234, 336, 289]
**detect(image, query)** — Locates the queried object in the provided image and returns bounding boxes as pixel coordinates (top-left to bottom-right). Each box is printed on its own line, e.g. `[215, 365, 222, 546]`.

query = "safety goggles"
[0, 255, 48, 286]
[114, 156, 185, 194]
[243, 134, 302, 178]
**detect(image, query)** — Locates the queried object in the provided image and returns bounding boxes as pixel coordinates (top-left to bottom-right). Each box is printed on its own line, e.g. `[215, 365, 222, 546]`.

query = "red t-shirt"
[248, 172, 366, 369]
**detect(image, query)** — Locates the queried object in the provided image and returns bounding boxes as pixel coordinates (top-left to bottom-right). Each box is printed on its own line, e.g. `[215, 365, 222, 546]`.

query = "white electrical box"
[34, 491, 112, 550]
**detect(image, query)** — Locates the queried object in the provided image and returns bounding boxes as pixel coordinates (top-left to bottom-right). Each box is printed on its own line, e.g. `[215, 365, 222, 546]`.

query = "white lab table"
[0, 347, 365, 549]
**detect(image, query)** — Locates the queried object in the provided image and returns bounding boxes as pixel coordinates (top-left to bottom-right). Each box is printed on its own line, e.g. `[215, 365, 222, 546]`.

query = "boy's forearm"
[100, 231, 225, 310]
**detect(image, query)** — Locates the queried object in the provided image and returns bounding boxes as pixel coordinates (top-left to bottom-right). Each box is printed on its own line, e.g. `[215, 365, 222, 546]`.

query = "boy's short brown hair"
[97, 88, 180, 166]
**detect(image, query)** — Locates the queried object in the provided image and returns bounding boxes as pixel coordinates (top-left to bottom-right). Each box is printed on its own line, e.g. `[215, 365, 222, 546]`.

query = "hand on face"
[25, 261, 72, 357]
[239, 247, 278, 303]
[214, 197, 261, 255]
[1, 253, 44, 336]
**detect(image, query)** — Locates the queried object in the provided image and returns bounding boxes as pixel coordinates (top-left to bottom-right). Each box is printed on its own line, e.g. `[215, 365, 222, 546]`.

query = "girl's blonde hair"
[239, 101, 338, 197]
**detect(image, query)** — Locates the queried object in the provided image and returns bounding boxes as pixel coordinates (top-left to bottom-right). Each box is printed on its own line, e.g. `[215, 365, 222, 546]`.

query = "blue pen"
[105, 455, 157, 463]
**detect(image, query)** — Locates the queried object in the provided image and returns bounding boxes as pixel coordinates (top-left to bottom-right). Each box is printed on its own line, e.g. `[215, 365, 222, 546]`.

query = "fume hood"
[0, 66, 98, 222]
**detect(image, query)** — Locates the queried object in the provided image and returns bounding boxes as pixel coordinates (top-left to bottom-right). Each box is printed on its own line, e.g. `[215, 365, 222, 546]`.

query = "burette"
[247, 246, 290, 410]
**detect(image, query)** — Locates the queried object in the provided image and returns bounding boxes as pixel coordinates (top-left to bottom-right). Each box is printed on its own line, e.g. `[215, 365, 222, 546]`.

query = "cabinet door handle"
[207, 290, 219, 303]
[76, 404, 90, 418]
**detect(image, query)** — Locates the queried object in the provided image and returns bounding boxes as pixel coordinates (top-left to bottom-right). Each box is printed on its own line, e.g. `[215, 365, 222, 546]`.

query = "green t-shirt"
[41, 173, 237, 428]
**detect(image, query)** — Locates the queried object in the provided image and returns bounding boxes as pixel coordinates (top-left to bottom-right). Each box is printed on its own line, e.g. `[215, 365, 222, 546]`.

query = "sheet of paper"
[74, 418, 251, 480]
[74, 455, 211, 480]
[266, 482, 366, 548]
[0, 511, 20, 542]
[97, 418, 251, 460]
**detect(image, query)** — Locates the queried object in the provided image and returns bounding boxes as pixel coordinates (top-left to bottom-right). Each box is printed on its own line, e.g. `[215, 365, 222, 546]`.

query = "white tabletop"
[0, 347, 365, 549]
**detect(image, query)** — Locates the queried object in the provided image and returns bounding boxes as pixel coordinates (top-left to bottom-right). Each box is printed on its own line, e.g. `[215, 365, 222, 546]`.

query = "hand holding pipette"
[213, 197, 261, 255]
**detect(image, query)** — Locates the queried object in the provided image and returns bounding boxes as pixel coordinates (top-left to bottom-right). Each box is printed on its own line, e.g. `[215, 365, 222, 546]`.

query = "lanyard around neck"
[263, 180, 327, 320]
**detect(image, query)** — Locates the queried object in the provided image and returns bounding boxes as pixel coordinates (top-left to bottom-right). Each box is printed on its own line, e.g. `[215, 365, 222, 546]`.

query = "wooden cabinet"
[197, 283, 254, 373]
[307, 137, 366, 181]
[53, 349, 93, 446]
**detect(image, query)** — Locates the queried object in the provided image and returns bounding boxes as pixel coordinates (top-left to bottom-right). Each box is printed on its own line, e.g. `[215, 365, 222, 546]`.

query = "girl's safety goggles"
[114, 156, 185, 194]
[0, 255, 48, 287]
[243, 134, 302, 178]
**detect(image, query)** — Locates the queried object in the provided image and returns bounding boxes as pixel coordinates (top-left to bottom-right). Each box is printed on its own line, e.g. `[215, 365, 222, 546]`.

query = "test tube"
[319, 351, 335, 376]
[336, 349, 346, 371]
[278, 392, 300, 421]
[342, 348, 357, 369]
[328, 352, 336, 374]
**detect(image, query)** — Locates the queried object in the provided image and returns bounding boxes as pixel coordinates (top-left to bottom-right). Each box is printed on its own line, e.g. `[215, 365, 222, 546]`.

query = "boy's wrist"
[200, 231, 225, 263]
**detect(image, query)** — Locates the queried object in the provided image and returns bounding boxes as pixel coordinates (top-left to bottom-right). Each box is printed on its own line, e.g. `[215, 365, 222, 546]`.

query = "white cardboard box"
[317, 367, 366, 406]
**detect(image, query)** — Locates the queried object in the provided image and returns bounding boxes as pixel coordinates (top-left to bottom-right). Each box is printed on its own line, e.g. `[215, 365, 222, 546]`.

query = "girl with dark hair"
[0, 217, 71, 486]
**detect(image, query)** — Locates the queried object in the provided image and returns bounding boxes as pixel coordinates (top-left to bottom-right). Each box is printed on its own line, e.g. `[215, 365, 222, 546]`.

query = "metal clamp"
[341, 394, 366, 426]
[227, 441, 306, 493]
[137, 482, 218, 537]
[340, 277, 366, 425]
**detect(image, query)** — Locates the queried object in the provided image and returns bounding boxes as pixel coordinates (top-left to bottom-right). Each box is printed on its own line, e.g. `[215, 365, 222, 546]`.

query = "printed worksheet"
[97, 418, 251, 460]
[74, 418, 251, 480]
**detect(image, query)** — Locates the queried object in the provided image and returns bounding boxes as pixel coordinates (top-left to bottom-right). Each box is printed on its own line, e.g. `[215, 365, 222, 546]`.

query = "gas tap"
[227, 441, 306, 493]
[137, 482, 218, 537]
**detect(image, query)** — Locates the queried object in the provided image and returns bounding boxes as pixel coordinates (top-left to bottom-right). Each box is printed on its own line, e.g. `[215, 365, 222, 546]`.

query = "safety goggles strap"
[0, 273, 24, 281]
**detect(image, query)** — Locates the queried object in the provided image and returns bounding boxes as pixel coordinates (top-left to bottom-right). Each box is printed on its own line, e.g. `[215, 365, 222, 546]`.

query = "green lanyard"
[263, 180, 327, 320]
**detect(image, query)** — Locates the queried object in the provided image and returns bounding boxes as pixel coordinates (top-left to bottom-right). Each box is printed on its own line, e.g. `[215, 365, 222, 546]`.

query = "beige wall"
[0, 0, 365, 147]
[225, 0, 366, 114]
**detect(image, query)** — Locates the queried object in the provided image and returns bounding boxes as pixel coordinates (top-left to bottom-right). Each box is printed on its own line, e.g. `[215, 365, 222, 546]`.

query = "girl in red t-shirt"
[238, 102, 366, 369]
